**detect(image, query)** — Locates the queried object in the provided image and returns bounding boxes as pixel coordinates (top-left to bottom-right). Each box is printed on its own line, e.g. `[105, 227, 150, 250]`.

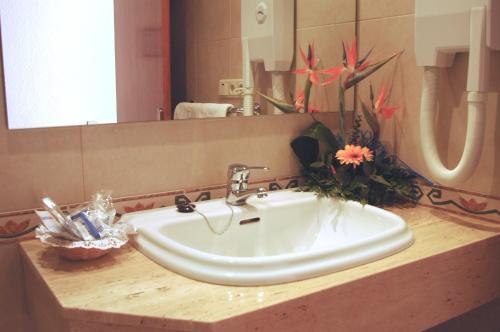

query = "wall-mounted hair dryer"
[241, 0, 294, 116]
[415, 0, 500, 186]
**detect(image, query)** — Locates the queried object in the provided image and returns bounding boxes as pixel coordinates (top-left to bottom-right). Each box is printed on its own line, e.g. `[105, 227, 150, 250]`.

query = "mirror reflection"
[0, 0, 356, 129]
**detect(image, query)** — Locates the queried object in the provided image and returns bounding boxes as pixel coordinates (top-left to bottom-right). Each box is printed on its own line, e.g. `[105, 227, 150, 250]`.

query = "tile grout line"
[354, 0, 360, 122]
[295, 20, 358, 32]
[79, 126, 87, 202]
[357, 13, 414, 23]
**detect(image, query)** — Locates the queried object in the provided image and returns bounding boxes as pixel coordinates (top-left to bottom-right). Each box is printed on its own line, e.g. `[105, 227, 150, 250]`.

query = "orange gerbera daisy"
[336, 145, 373, 168]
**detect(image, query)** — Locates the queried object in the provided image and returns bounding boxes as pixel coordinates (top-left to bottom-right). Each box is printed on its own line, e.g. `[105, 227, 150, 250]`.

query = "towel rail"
[227, 103, 261, 117]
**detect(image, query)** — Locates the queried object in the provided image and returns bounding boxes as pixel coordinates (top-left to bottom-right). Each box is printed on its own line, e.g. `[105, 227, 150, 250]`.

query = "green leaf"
[310, 161, 325, 168]
[338, 83, 346, 142]
[324, 151, 334, 167]
[290, 136, 319, 167]
[344, 50, 403, 90]
[335, 165, 352, 185]
[362, 160, 374, 176]
[369, 83, 375, 109]
[360, 101, 380, 139]
[357, 47, 374, 68]
[370, 174, 391, 186]
[301, 121, 340, 153]
[257, 91, 297, 113]
[303, 77, 312, 114]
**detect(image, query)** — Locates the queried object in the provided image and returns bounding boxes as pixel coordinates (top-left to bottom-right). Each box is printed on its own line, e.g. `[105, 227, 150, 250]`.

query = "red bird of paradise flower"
[295, 90, 320, 113]
[293, 43, 322, 85]
[372, 84, 398, 119]
[258, 39, 402, 116]
[321, 38, 402, 89]
[320, 39, 369, 86]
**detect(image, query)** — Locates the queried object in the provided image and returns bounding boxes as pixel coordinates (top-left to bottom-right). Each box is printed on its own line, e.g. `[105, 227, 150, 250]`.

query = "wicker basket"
[56, 247, 111, 261]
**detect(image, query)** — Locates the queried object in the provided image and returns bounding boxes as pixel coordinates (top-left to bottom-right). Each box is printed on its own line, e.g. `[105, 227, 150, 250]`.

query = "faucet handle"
[228, 164, 269, 173]
[227, 164, 270, 183]
[246, 166, 270, 171]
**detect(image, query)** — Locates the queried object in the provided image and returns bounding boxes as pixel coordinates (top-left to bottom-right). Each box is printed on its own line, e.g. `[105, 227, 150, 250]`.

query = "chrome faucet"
[226, 164, 269, 206]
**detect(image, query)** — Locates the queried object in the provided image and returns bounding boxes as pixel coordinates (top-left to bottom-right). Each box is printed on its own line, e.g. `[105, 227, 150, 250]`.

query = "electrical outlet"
[218, 79, 244, 97]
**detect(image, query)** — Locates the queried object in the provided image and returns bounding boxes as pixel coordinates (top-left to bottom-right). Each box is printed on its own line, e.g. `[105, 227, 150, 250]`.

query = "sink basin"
[123, 190, 414, 286]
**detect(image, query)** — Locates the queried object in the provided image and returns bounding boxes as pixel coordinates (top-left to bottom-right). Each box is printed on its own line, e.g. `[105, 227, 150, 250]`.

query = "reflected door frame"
[162, 0, 171, 120]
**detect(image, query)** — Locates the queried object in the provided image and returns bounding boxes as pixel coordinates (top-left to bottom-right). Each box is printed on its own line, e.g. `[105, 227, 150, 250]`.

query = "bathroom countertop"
[20, 206, 500, 332]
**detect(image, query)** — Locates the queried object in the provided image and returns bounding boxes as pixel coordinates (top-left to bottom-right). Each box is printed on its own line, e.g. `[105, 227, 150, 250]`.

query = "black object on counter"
[176, 203, 196, 213]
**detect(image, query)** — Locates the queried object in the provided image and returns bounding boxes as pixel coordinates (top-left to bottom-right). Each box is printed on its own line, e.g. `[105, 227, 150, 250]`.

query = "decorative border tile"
[416, 183, 500, 223]
[0, 214, 38, 240]
[0, 177, 303, 241]
[5, 175, 497, 241]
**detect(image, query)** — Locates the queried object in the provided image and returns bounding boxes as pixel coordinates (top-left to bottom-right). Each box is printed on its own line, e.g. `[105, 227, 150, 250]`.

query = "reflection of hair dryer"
[415, 0, 500, 185]
[241, 0, 294, 116]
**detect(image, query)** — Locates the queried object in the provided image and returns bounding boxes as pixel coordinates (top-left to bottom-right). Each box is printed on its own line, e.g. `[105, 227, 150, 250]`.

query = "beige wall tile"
[358, 0, 414, 20]
[230, 0, 241, 38]
[229, 38, 243, 79]
[358, 15, 500, 196]
[0, 127, 84, 212]
[297, 0, 356, 28]
[185, 42, 198, 102]
[184, 0, 198, 46]
[195, 0, 231, 43]
[359, 15, 427, 184]
[196, 39, 231, 102]
[81, 113, 338, 200]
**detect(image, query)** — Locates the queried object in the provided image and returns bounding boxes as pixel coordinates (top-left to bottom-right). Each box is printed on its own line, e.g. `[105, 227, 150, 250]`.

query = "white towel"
[174, 102, 234, 120]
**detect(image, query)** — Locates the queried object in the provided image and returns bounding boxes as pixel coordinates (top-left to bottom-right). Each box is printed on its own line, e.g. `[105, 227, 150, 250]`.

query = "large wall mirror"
[0, 0, 356, 129]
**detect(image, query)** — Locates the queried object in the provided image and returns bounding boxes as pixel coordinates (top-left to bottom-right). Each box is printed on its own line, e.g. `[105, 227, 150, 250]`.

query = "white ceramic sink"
[123, 190, 414, 286]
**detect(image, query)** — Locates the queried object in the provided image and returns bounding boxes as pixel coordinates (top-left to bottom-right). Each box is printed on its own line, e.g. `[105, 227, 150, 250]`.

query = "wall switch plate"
[218, 79, 244, 97]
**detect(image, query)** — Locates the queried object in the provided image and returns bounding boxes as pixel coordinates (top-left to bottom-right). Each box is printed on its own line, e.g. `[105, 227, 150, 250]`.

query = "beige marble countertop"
[20, 206, 500, 331]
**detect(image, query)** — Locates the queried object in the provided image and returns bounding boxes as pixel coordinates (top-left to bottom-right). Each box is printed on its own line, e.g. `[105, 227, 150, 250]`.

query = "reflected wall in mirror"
[0, 0, 356, 129]
[173, 0, 357, 117]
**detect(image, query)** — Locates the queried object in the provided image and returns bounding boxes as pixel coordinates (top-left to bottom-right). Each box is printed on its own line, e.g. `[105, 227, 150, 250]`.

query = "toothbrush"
[71, 212, 101, 239]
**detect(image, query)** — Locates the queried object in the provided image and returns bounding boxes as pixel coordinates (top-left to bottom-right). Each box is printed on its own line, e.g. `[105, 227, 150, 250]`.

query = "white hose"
[242, 39, 254, 116]
[420, 66, 487, 186]
[271, 72, 285, 115]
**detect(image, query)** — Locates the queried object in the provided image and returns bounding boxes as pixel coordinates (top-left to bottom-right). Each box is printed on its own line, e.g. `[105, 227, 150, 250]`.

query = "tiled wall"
[1, 1, 499, 331]
[0, 4, 354, 330]
[356, 0, 500, 196]
[183, 0, 243, 104]
[0, 106, 340, 214]
[183, 0, 356, 113]
[0, 14, 342, 331]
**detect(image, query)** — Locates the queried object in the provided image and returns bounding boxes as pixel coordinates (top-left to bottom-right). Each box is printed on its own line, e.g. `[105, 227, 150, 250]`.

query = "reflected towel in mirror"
[174, 102, 234, 119]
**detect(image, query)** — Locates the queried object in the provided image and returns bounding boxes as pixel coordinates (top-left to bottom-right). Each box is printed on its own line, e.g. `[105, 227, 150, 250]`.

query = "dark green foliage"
[291, 136, 319, 167]
[292, 123, 418, 206]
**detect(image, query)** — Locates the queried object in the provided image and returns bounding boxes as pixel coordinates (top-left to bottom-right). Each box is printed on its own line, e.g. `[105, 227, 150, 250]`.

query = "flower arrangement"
[260, 40, 419, 206]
